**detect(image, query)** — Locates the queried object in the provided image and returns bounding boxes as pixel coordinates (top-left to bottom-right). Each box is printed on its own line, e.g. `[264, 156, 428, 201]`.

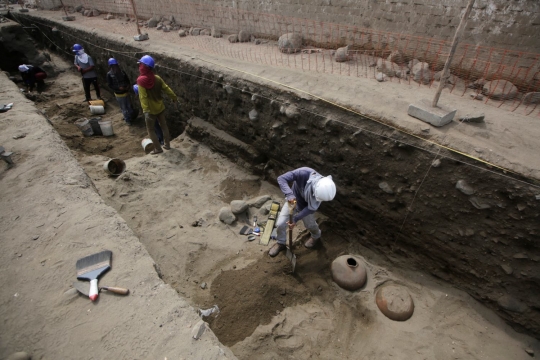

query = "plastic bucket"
[141, 138, 154, 154]
[103, 158, 126, 176]
[89, 105, 105, 115]
[98, 119, 114, 136]
[88, 99, 105, 107]
[74, 118, 94, 137]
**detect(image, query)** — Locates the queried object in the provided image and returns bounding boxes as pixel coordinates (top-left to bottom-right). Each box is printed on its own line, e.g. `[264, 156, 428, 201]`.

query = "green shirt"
[138, 75, 177, 115]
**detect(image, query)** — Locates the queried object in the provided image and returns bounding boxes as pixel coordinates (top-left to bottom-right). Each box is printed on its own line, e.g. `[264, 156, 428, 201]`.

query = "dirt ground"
[2, 49, 537, 359]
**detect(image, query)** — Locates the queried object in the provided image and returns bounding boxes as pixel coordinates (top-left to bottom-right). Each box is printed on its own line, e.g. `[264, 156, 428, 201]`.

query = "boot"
[304, 237, 320, 249]
[269, 243, 287, 257]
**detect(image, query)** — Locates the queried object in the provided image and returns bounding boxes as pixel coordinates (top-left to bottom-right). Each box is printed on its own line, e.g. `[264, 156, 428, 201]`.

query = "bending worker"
[136, 55, 177, 155]
[72, 43, 101, 102]
[18, 64, 47, 93]
[269, 167, 336, 257]
[106, 58, 136, 125]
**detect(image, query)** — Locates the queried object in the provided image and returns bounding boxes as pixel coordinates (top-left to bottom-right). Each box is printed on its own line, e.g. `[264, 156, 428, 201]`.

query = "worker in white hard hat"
[269, 167, 336, 257]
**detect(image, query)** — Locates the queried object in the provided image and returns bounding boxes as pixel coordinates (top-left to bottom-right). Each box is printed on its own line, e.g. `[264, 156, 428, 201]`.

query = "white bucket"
[141, 138, 154, 154]
[98, 119, 114, 136]
[89, 105, 105, 115]
[103, 158, 126, 176]
[74, 118, 94, 137]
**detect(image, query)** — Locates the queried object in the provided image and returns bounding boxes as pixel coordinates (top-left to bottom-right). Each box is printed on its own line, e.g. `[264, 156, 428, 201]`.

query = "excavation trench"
[5, 14, 540, 358]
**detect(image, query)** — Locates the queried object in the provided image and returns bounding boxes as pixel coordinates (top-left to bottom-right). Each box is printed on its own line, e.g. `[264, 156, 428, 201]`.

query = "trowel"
[73, 281, 130, 297]
[286, 201, 297, 273]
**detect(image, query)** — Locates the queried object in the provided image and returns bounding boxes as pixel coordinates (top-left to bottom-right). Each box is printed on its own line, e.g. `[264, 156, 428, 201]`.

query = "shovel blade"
[286, 249, 297, 273]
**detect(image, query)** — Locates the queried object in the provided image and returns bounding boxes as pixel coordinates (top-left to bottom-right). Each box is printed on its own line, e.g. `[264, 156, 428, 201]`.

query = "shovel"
[73, 281, 129, 297]
[285, 201, 297, 273]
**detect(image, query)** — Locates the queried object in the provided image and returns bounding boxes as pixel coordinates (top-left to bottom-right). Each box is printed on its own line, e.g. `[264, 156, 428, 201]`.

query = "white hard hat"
[314, 176, 336, 201]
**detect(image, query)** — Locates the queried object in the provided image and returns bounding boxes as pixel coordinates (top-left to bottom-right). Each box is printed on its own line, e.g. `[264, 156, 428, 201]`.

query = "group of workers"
[19, 44, 338, 256]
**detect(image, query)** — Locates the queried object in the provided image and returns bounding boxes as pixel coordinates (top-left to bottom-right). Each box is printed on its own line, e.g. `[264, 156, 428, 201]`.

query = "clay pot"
[375, 284, 414, 321]
[331, 255, 367, 291]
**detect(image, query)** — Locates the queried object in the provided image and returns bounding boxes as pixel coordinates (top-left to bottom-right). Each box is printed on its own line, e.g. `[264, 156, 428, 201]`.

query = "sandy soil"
[2, 50, 537, 359]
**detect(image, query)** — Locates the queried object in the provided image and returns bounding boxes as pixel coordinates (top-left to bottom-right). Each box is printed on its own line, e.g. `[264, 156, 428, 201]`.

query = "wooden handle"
[101, 286, 129, 295]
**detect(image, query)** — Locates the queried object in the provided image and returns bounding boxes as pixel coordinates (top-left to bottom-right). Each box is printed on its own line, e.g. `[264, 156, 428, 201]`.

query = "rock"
[525, 348, 534, 357]
[459, 113, 485, 123]
[469, 197, 491, 210]
[147, 18, 158, 27]
[501, 264, 513, 275]
[230, 200, 248, 214]
[523, 92, 540, 105]
[254, 39, 261, 45]
[156, 24, 163, 31]
[6, 352, 31, 360]
[200, 28, 211, 36]
[163, 26, 170, 33]
[411, 62, 432, 84]
[223, 84, 233, 94]
[92, 9, 100, 16]
[468, 78, 486, 89]
[191, 320, 207, 340]
[238, 30, 251, 42]
[376, 72, 387, 82]
[211, 26, 222, 38]
[334, 45, 349, 62]
[248, 109, 258, 121]
[376, 58, 400, 77]
[178, 29, 186, 37]
[497, 295, 528, 313]
[32, 235, 39, 240]
[248, 195, 272, 208]
[259, 200, 273, 215]
[83, 9, 91, 17]
[75, 4, 83, 12]
[104, 14, 114, 20]
[200, 282, 207, 289]
[379, 182, 394, 194]
[456, 180, 475, 195]
[387, 50, 405, 64]
[163, 20, 171, 26]
[432, 159, 441, 168]
[408, 58, 420, 70]
[482, 80, 518, 100]
[218, 207, 236, 224]
[513, 253, 528, 259]
[228, 34, 238, 43]
[285, 105, 299, 119]
[278, 33, 302, 53]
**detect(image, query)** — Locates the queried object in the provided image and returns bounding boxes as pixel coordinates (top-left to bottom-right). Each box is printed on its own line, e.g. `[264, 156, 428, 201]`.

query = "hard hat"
[133, 84, 139, 95]
[137, 55, 155, 68]
[314, 176, 336, 202]
[108, 58, 118, 66]
[72, 43, 83, 52]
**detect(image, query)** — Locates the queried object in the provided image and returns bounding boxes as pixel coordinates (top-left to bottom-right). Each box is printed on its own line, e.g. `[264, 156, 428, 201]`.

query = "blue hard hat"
[72, 43, 83, 52]
[108, 58, 118, 66]
[133, 84, 139, 95]
[137, 55, 155, 68]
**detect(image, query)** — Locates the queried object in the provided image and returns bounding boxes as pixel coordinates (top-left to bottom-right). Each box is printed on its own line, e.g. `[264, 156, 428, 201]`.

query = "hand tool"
[285, 201, 297, 273]
[75, 250, 112, 301]
[73, 281, 129, 296]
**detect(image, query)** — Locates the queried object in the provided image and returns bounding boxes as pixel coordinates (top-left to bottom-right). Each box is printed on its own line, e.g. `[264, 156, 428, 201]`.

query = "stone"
[408, 99, 456, 127]
[285, 105, 299, 119]
[83, 9, 91, 17]
[211, 26, 222, 38]
[376, 72, 386, 82]
[459, 113, 485, 123]
[92, 9, 100, 16]
[218, 207, 236, 225]
[497, 295, 528, 313]
[468, 78, 486, 89]
[104, 14, 114, 20]
[156, 24, 163, 30]
[163, 26, 170, 33]
[200, 28, 211, 36]
[223, 84, 233, 94]
[238, 30, 251, 42]
[230, 200, 248, 214]
[379, 182, 394, 194]
[228, 34, 238, 43]
[248, 195, 272, 208]
[525, 348, 534, 357]
[523, 92, 540, 105]
[387, 50, 405, 64]
[408, 58, 420, 70]
[191, 320, 207, 340]
[254, 39, 261, 45]
[147, 18, 158, 27]
[200, 282, 207, 289]
[32, 235, 39, 240]
[334, 45, 349, 62]
[469, 92, 483, 100]
[455, 180, 475, 195]
[501, 264, 513, 275]
[431, 159, 441, 168]
[513, 253, 528, 259]
[248, 109, 258, 121]
[278, 33, 302, 53]
[75, 4, 83, 12]
[259, 200, 273, 215]
[482, 80, 518, 100]
[411, 62, 432, 84]
[6, 352, 31, 360]
[178, 29, 186, 37]
[376, 58, 400, 77]
[469, 197, 491, 210]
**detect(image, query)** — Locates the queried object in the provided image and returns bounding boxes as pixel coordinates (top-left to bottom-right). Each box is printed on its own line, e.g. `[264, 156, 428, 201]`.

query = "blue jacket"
[277, 167, 323, 223]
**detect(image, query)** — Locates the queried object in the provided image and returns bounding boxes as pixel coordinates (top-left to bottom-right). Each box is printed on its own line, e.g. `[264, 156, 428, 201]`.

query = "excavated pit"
[4, 13, 540, 358]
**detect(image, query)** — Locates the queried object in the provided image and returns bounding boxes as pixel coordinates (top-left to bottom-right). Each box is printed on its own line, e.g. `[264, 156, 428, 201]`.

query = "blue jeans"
[115, 95, 134, 122]
[275, 202, 321, 245]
